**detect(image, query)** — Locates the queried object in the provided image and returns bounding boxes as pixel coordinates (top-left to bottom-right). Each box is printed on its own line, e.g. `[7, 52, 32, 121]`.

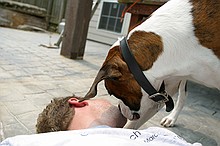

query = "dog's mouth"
[132, 112, 140, 120]
[118, 104, 140, 120]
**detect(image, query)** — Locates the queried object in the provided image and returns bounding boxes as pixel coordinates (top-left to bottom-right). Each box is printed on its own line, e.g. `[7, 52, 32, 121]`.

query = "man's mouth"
[118, 104, 140, 120]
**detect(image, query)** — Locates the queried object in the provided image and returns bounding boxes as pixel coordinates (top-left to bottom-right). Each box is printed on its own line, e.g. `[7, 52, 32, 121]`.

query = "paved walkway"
[0, 27, 219, 145]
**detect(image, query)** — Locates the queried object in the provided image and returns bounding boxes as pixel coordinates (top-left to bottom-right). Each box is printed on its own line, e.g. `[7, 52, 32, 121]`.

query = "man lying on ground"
[1, 95, 202, 146]
[36, 95, 127, 132]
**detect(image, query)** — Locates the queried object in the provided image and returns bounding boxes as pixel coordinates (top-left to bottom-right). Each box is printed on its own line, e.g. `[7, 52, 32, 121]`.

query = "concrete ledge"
[0, 8, 47, 29]
[0, 0, 46, 17]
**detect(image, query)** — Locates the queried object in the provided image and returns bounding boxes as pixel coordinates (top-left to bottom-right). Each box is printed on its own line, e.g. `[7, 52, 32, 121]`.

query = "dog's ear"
[82, 65, 122, 101]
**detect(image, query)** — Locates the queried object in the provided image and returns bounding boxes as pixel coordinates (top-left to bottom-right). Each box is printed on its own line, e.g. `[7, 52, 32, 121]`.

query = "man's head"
[36, 95, 127, 133]
[36, 96, 75, 133]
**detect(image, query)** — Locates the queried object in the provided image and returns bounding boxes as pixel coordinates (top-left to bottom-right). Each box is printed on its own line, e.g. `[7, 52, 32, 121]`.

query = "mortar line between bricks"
[0, 122, 5, 141]
[2, 103, 32, 134]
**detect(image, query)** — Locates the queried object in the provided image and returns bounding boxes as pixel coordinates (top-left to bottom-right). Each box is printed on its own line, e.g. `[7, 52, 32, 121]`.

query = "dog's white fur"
[118, 0, 220, 128]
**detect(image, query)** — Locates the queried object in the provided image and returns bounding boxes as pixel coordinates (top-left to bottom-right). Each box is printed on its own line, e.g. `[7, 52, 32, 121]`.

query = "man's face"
[67, 99, 127, 130]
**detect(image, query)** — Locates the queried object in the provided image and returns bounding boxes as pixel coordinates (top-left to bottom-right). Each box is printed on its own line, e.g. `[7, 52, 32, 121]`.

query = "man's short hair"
[36, 96, 76, 133]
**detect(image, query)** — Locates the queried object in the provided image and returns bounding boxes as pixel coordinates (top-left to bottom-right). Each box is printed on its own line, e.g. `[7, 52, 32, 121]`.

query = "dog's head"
[83, 45, 143, 120]
[83, 31, 164, 120]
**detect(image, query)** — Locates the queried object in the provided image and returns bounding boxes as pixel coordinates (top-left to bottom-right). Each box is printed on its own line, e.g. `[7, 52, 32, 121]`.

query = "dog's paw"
[160, 116, 176, 127]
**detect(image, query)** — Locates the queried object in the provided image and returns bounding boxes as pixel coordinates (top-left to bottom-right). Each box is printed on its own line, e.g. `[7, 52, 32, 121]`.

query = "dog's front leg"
[161, 80, 187, 127]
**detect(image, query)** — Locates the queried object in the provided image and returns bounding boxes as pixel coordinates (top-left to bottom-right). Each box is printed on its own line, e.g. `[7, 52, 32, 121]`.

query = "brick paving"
[0, 27, 219, 145]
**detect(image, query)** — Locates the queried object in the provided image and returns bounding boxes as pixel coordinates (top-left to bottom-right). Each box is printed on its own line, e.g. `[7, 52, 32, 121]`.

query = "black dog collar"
[119, 37, 174, 112]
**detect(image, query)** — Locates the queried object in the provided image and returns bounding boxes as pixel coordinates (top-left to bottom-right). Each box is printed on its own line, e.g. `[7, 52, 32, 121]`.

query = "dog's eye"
[110, 77, 119, 81]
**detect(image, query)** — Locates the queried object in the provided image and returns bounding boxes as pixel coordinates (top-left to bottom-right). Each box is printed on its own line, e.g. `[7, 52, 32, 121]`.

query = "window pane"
[107, 18, 115, 31]
[99, 16, 108, 29]
[115, 18, 123, 33]
[102, 2, 110, 15]
[110, 3, 118, 16]
[119, 4, 125, 14]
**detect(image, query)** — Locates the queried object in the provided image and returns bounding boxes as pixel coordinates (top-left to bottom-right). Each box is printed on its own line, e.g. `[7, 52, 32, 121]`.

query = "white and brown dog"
[82, 0, 220, 129]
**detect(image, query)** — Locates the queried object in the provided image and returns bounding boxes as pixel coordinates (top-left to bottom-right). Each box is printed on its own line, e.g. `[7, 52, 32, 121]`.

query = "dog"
[81, 0, 220, 129]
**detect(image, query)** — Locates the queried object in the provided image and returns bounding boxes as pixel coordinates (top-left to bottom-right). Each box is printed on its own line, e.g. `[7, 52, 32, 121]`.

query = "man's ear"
[68, 98, 88, 107]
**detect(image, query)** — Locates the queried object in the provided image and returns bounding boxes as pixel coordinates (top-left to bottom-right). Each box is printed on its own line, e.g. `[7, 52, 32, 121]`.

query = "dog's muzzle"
[132, 112, 140, 120]
[118, 104, 140, 120]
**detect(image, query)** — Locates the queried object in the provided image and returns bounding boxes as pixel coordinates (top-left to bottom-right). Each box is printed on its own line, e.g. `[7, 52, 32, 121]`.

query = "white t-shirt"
[0, 127, 202, 146]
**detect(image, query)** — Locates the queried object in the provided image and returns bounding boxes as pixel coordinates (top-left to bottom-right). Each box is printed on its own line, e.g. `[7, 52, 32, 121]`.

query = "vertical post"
[46, 0, 53, 30]
[60, 0, 93, 59]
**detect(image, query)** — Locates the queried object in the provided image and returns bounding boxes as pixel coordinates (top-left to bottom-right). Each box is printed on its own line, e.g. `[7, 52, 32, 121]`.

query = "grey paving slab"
[0, 27, 219, 146]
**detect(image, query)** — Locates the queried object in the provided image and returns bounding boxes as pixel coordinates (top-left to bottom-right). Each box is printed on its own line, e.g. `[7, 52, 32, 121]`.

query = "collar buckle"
[149, 91, 169, 103]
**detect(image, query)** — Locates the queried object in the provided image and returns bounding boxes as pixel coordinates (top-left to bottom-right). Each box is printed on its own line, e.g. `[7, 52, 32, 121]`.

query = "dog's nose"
[132, 113, 140, 120]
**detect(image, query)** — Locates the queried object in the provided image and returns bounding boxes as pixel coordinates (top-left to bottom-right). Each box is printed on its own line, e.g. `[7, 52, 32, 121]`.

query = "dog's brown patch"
[191, 0, 220, 58]
[128, 31, 163, 70]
